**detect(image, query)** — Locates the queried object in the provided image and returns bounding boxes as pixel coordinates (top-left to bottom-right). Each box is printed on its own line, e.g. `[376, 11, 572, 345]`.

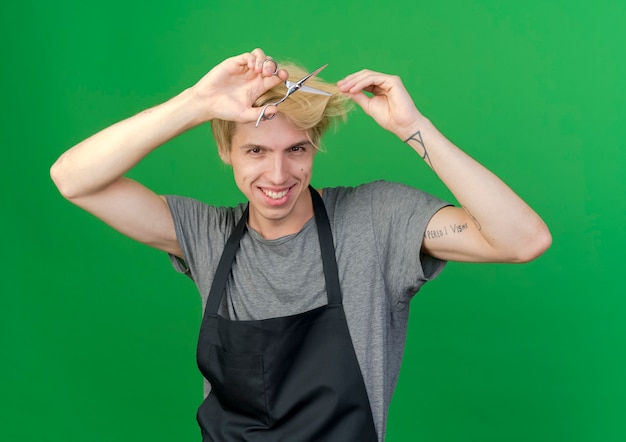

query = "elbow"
[50, 160, 68, 198]
[513, 224, 553, 263]
[50, 158, 78, 200]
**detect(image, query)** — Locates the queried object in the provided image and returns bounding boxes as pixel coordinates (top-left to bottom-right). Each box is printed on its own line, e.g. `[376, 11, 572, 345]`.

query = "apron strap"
[311, 186, 342, 306]
[205, 186, 342, 315]
[205, 204, 249, 314]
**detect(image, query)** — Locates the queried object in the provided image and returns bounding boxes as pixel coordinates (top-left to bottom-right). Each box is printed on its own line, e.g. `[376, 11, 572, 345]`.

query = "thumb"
[239, 104, 279, 126]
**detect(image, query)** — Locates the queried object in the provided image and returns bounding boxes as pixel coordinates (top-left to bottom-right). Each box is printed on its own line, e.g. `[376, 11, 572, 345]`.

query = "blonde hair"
[211, 62, 351, 159]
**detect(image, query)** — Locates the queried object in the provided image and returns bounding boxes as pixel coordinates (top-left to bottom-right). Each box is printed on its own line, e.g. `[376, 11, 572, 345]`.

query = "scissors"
[255, 64, 332, 127]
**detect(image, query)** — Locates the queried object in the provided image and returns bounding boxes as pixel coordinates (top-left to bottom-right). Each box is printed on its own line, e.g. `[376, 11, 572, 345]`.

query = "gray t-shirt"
[166, 180, 449, 440]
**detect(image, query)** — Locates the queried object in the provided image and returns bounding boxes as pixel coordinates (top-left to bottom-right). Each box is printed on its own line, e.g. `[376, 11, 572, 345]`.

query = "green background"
[2, 0, 624, 441]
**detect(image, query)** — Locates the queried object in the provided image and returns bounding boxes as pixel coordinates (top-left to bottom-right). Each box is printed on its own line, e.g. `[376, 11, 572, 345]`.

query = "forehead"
[232, 115, 310, 147]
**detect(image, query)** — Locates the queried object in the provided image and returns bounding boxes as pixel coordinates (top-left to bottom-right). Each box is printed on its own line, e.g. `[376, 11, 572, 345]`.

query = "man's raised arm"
[50, 49, 287, 257]
[337, 70, 551, 263]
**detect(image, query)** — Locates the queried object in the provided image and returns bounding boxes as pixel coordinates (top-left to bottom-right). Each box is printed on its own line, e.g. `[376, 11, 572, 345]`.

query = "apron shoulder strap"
[310, 187, 342, 305]
[205, 206, 249, 314]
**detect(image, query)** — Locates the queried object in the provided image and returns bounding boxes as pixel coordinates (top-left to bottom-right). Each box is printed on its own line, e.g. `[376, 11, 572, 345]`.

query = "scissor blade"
[283, 64, 331, 96]
[299, 85, 332, 96]
[297, 64, 328, 86]
[286, 83, 332, 96]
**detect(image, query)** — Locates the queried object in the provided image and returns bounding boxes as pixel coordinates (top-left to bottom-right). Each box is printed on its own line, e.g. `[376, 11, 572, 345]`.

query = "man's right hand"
[190, 48, 288, 124]
[49, 49, 288, 258]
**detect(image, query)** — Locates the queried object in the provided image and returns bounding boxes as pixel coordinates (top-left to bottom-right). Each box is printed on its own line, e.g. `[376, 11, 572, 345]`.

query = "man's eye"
[291, 145, 304, 152]
[249, 147, 262, 154]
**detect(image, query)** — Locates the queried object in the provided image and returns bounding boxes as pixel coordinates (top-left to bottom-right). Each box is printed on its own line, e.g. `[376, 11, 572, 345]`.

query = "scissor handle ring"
[255, 103, 278, 127]
[262, 58, 279, 76]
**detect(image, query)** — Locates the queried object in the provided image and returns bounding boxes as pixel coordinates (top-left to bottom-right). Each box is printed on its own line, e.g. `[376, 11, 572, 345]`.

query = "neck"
[248, 189, 319, 240]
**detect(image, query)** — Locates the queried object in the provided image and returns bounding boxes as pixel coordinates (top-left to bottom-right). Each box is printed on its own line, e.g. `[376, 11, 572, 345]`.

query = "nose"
[267, 152, 288, 184]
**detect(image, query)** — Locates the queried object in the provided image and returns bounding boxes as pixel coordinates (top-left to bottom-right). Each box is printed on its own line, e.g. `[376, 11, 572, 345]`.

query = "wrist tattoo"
[403, 130, 432, 167]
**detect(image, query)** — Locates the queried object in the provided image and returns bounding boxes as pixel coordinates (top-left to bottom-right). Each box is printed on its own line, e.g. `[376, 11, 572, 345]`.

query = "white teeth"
[262, 188, 288, 199]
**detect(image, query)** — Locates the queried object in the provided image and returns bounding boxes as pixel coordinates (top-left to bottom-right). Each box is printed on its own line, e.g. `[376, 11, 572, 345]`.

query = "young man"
[51, 48, 551, 441]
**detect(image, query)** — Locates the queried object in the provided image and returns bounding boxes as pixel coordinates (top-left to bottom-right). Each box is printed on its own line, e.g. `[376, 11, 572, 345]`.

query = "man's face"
[227, 115, 316, 237]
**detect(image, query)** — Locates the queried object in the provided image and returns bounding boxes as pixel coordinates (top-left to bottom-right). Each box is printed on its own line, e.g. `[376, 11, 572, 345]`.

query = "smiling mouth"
[261, 187, 290, 200]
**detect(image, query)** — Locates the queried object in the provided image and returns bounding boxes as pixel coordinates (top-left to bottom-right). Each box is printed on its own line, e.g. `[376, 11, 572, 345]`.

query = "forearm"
[336, 69, 550, 261]
[51, 88, 203, 199]
[403, 117, 551, 261]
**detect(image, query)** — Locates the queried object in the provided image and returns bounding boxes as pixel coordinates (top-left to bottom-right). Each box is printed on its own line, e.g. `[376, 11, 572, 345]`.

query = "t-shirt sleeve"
[368, 181, 451, 304]
[164, 195, 212, 281]
[164, 195, 246, 285]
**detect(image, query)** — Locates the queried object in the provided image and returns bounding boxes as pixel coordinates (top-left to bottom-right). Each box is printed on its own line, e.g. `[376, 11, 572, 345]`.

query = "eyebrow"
[238, 140, 313, 151]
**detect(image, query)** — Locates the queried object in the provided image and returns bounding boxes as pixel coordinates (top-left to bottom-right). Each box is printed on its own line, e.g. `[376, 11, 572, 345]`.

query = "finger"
[261, 105, 278, 119]
[343, 91, 371, 112]
[338, 70, 392, 94]
[337, 69, 373, 90]
[240, 104, 279, 125]
[239, 48, 266, 72]
[261, 59, 279, 77]
[339, 76, 387, 94]
[229, 51, 255, 72]
[237, 50, 257, 71]
[259, 76, 285, 95]
[253, 48, 280, 75]
[338, 69, 373, 83]
[275, 68, 289, 81]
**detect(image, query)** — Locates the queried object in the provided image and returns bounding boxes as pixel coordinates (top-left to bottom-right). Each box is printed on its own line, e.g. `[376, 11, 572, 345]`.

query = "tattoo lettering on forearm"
[403, 130, 433, 168]
[424, 222, 469, 239]
[464, 207, 482, 231]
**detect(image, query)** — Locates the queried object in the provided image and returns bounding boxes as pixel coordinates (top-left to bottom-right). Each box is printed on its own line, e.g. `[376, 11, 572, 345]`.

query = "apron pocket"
[207, 344, 269, 423]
